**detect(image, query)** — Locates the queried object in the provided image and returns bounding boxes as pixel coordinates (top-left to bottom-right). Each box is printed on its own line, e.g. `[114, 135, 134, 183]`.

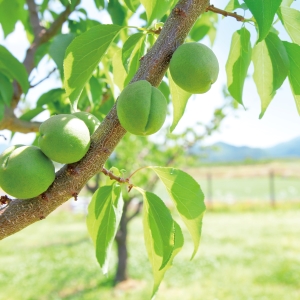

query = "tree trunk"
[114, 201, 129, 283]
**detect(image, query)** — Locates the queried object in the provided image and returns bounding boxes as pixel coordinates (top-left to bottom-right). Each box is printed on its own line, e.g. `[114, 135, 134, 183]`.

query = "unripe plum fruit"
[72, 111, 100, 135]
[117, 80, 167, 136]
[39, 114, 90, 164]
[169, 42, 219, 94]
[0, 145, 55, 199]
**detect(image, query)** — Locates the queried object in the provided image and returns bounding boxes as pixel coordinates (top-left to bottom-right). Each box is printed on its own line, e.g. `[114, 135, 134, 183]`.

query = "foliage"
[1, 0, 300, 298]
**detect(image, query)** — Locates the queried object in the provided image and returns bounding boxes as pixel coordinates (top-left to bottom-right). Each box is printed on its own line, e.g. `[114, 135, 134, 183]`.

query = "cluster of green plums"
[0, 42, 218, 200]
[0, 112, 100, 199]
[117, 42, 219, 135]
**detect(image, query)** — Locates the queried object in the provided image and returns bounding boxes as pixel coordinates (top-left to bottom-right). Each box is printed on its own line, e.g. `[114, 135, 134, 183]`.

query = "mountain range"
[191, 136, 300, 163]
[1, 136, 299, 163]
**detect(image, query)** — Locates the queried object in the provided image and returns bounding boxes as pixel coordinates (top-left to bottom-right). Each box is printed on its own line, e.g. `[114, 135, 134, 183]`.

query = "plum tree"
[0, 145, 55, 199]
[169, 42, 219, 94]
[116, 80, 167, 136]
[0, 0, 299, 299]
[39, 114, 90, 164]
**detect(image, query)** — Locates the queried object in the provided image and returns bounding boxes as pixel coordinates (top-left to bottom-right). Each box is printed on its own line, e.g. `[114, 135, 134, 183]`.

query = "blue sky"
[0, 0, 300, 149]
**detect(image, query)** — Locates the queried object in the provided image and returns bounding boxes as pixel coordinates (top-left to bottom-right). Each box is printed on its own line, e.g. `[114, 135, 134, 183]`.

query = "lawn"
[1, 207, 300, 300]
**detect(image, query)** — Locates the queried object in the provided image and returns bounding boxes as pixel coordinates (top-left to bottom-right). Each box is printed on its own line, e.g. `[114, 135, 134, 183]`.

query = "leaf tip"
[258, 112, 264, 119]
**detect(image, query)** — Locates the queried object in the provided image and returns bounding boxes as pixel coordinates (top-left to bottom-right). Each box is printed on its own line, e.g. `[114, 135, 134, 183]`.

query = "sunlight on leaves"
[149, 167, 205, 258]
[86, 184, 123, 275]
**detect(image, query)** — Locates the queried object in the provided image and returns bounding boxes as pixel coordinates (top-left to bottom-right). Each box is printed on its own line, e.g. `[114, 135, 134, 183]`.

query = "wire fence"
[186, 162, 300, 207]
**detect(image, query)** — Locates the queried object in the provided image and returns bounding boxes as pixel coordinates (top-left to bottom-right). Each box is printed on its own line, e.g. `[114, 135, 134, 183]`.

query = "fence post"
[269, 170, 275, 207]
[206, 172, 213, 207]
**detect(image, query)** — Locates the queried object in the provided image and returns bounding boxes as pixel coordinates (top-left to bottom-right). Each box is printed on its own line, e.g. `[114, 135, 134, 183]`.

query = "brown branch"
[26, 0, 44, 38]
[0, 107, 41, 133]
[40, 3, 75, 44]
[206, 4, 245, 22]
[6, 0, 80, 129]
[30, 68, 57, 88]
[23, 2, 77, 75]
[0, 0, 210, 240]
[101, 168, 129, 184]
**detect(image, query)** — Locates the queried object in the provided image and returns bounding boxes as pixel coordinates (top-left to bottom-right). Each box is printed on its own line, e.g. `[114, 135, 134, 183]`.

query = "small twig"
[101, 168, 129, 184]
[127, 166, 148, 181]
[149, 27, 162, 35]
[30, 68, 57, 88]
[101, 168, 134, 192]
[206, 5, 245, 22]
[0, 134, 7, 141]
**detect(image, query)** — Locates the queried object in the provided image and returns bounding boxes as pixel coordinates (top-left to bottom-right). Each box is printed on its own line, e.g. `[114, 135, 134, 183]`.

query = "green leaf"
[93, 0, 104, 9]
[225, 28, 252, 105]
[107, 0, 127, 26]
[0, 45, 29, 93]
[102, 55, 115, 98]
[0, 0, 26, 37]
[252, 33, 289, 118]
[86, 184, 124, 274]
[137, 189, 181, 298]
[283, 42, 300, 114]
[64, 24, 123, 106]
[49, 33, 75, 79]
[112, 49, 127, 91]
[190, 12, 218, 43]
[140, 0, 173, 24]
[167, 70, 192, 132]
[158, 80, 170, 104]
[265, 33, 289, 90]
[0, 101, 5, 121]
[36, 88, 66, 107]
[19, 107, 45, 121]
[224, 0, 242, 11]
[281, 0, 294, 7]
[89, 76, 103, 107]
[278, 6, 300, 46]
[122, 33, 145, 72]
[0, 73, 13, 106]
[244, 0, 282, 42]
[149, 220, 183, 298]
[124, 35, 146, 86]
[141, 190, 175, 270]
[149, 167, 205, 258]
[124, 0, 140, 12]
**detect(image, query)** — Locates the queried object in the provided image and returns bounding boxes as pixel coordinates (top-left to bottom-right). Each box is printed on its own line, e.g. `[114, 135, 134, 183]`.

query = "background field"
[1, 207, 300, 300]
[1, 161, 300, 300]
[189, 160, 300, 204]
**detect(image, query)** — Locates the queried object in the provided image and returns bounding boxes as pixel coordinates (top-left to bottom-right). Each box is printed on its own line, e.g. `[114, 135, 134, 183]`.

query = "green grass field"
[1, 207, 300, 300]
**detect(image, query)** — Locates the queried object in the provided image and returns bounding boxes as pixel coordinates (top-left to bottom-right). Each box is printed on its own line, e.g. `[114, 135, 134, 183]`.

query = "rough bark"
[0, 0, 210, 240]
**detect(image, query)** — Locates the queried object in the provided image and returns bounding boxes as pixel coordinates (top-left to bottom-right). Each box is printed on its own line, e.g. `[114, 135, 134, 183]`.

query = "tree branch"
[23, 2, 77, 75]
[30, 68, 57, 88]
[6, 0, 80, 130]
[0, 107, 41, 133]
[0, 0, 210, 240]
[26, 0, 44, 39]
[206, 5, 246, 22]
